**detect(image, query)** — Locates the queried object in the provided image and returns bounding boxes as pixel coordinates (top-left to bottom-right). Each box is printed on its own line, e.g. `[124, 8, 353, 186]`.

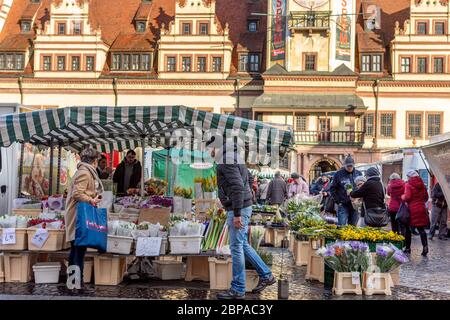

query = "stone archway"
[308, 157, 339, 182]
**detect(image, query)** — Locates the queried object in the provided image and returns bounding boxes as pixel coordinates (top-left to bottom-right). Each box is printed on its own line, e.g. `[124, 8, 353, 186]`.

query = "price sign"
[351, 272, 360, 285]
[136, 237, 162, 257]
[2, 228, 16, 245]
[31, 228, 49, 248]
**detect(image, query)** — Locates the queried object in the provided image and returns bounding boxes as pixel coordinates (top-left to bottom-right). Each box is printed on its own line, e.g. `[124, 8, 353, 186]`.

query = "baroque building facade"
[0, 0, 449, 180]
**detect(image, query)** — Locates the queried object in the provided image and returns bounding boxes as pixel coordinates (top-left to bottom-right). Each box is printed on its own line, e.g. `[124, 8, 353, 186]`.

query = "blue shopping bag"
[75, 202, 107, 252]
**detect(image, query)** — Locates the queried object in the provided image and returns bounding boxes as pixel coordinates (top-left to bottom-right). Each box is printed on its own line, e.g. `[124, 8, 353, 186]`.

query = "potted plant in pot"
[363, 243, 408, 295]
[182, 187, 193, 214]
[317, 241, 370, 296]
[202, 176, 216, 199]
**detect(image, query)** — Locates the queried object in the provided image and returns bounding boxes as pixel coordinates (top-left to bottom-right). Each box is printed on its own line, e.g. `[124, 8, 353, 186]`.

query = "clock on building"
[293, 0, 329, 9]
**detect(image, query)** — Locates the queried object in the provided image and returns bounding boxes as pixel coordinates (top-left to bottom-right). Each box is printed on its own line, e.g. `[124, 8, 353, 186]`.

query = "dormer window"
[21, 21, 31, 33]
[73, 21, 82, 35]
[199, 23, 209, 35]
[182, 23, 191, 35]
[31, 0, 40, 3]
[248, 20, 258, 32]
[361, 53, 382, 72]
[136, 21, 146, 33]
[58, 23, 66, 35]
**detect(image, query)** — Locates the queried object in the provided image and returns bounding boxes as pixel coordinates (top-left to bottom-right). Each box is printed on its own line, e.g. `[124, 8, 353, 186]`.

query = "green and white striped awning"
[0, 106, 293, 157]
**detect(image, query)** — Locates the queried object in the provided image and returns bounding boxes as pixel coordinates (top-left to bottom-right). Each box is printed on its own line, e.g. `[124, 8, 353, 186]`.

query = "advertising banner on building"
[271, 0, 287, 64]
[332, 0, 356, 68]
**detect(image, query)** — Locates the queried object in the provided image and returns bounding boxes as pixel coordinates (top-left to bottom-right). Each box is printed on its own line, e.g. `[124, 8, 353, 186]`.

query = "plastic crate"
[27, 228, 65, 251]
[153, 260, 184, 280]
[107, 235, 134, 254]
[169, 235, 203, 254]
[0, 228, 28, 250]
[33, 262, 61, 284]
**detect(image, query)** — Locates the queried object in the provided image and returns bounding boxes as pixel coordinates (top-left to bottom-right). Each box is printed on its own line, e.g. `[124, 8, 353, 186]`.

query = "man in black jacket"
[112, 150, 142, 195]
[429, 183, 448, 240]
[329, 155, 362, 226]
[211, 140, 275, 300]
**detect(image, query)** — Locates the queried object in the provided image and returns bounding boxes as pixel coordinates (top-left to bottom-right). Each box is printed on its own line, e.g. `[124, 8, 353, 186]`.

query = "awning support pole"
[17, 143, 25, 198]
[49, 142, 54, 196]
[56, 145, 62, 195]
[141, 137, 146, 197]
[165, 147, 170, 195]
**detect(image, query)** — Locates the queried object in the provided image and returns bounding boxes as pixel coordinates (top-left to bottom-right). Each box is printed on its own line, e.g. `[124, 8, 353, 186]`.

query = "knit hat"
[365, 167, 380, 178]
[407, 170, 419, 178]
[389, 173, 401, 181]
[355, 176, 367, 185]
[343, 155, 355, 167]
[291, 173, 300, 179]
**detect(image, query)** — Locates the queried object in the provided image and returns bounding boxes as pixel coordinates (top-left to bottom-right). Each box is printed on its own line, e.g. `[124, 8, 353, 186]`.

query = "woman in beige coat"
[65, 147, 103, 287]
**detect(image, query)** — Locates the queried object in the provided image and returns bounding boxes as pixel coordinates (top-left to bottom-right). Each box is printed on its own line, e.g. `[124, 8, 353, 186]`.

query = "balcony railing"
[294, 131, 365, 146]
[289, 11, 331, 30]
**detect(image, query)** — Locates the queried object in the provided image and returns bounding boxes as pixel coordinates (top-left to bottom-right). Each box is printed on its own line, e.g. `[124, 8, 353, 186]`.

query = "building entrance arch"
[309, 158, 339, 182]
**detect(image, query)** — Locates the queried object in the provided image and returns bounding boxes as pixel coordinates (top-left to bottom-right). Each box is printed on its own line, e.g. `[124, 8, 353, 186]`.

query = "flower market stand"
[333, 272, 363, 296]
[362, 272, 392, 296]
[208, 257, 232, 290]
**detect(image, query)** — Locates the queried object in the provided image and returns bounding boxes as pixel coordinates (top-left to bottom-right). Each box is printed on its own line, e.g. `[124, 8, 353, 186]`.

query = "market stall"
[0, 105, 293, 288]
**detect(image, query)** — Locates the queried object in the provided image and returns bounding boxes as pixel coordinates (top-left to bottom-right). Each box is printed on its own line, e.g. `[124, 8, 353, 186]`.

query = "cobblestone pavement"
[0, 236, 449, 300]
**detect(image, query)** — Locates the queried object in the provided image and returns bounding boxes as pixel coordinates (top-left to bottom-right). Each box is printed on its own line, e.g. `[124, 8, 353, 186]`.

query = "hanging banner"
[334, 0, 352, 62]
[271, 0, 287, 63]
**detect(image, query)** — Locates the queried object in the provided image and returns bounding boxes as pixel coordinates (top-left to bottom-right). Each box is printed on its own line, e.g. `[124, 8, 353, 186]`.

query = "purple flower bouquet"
[375, 244, 409, 273]
[317, 241, 370, 272]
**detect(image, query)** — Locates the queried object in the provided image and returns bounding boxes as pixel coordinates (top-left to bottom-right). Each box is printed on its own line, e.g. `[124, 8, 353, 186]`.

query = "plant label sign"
[351, 272, 360, 285]
[31, 228, 49, 248]
[2, 228, 16, 245]
[136, 237, 162, 257]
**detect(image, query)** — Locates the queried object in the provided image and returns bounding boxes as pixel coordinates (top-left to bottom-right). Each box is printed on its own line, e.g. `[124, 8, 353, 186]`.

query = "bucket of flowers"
[362, 243, 409, 295]
[317, 241, 370, 295]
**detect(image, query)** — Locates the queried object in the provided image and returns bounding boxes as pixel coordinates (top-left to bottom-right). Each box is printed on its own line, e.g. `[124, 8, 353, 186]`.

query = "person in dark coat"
[350, 167, 385, 227]
[96, 154, 112, 180]
[211, 140, 275, 300]
[402, 170, 429, 256]
[329, 155, 362, 226]
[386, 173, 405, 233]
[267, 171, 287, 205]
[429, 182, 448, 240]
[112, 150, 142, 195]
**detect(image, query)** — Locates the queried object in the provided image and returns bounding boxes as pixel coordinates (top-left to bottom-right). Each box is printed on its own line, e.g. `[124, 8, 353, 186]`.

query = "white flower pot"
[195, 183, 203, 199]
[183, 198, 192, 213]
[173, 196, 184, 213]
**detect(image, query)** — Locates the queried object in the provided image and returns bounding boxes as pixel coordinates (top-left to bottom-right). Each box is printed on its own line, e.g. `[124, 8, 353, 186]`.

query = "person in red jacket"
[401, 170, 430, 256]
[387, 173, 405, 233]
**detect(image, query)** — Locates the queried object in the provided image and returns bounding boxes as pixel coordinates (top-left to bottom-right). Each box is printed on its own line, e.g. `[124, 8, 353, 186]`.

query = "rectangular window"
[408, 113, 423, 138]
[241, 110, 251, 119]
[167, 56, 176, 72]
[141, 54, 150, 70]
[199, 23, 208, 35]
[122, 54, 130, 70]
[417, 22, 427, 35]
[132, 54, 140, 70]
[296, 115, 307, 131]
[15, 54, 24, 70]
[57, 56, 66, 71]
[427, 113, 442, 137]
[73, 21, 81, 35]
[182, 57, 191, 72]
[112, 54, 121, 70]
[361, 55, 370, 72]
[239, 54, 248, 72]
[249, 54, 260, 72]
[417, 57, 427, 73]
[434, 57, 444, 73]
[0, 54, 5, 69]
[197, 57, 206, 72]
[182, 23, 191, 35]
[58, 23, 66, 35]
[365, 113, 374, 137]
[43, 56, 51, 71]
[86, 56, 94, 71]
[71, 56, 80, 71]
[435, 22, 445, 35]
[137, 21, 146, 33]
[305, 54, 316, 71]
[372, 54, 381, 72]
[380, 113, 394, 138]
[248, 20, 258, 32]
[212, 57, 222, 72]
[6, 54, 14, 69]
[21, 21, 31, 32]
[401, 57, 411, 73]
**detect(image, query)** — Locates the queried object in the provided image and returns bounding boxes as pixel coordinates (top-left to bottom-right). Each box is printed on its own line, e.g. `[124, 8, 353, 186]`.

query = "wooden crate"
[294, 240, 309, 266]
[264, 228, 274, 246]
[273, 228, 288, 248]
[185, 256, 209, 282]
[3, 252, 32, 283]
[93, 255, 127, 286]
[0, 228, 28, 250]
[363, 272, 392, 296]
[305, 250, 324, 282]
[12, 209, 41, 217]
[390, 267, 400, 287]
[0, 254, 4, 283]
[208, 257, 232, 290]
[246, 269, 259, 293]
[333, 272, 362, 296]
[27, 228, 65, 251]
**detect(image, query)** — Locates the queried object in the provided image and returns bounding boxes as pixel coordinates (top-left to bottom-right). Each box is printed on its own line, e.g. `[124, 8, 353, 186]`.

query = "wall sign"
[335, 0, 352, 62]
[271, 0, 287, 64]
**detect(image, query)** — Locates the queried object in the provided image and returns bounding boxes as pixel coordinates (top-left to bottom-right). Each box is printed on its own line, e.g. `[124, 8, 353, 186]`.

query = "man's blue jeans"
[227, 206, 272, 295]
[337, 203, 359, 226]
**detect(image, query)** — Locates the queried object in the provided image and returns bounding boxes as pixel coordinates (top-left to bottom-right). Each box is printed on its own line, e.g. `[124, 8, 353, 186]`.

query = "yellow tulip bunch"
[338, 226, 404, 242]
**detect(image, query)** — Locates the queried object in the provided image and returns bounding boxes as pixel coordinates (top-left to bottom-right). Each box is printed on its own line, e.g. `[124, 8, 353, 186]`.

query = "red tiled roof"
[135, 2, 153, 20]
[237, 32, 265, 52]
[110, 33, 154, 51]
[0, 34, 32, 51]
[357, 32, 385, 52]
[21, 2, 41, 20]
